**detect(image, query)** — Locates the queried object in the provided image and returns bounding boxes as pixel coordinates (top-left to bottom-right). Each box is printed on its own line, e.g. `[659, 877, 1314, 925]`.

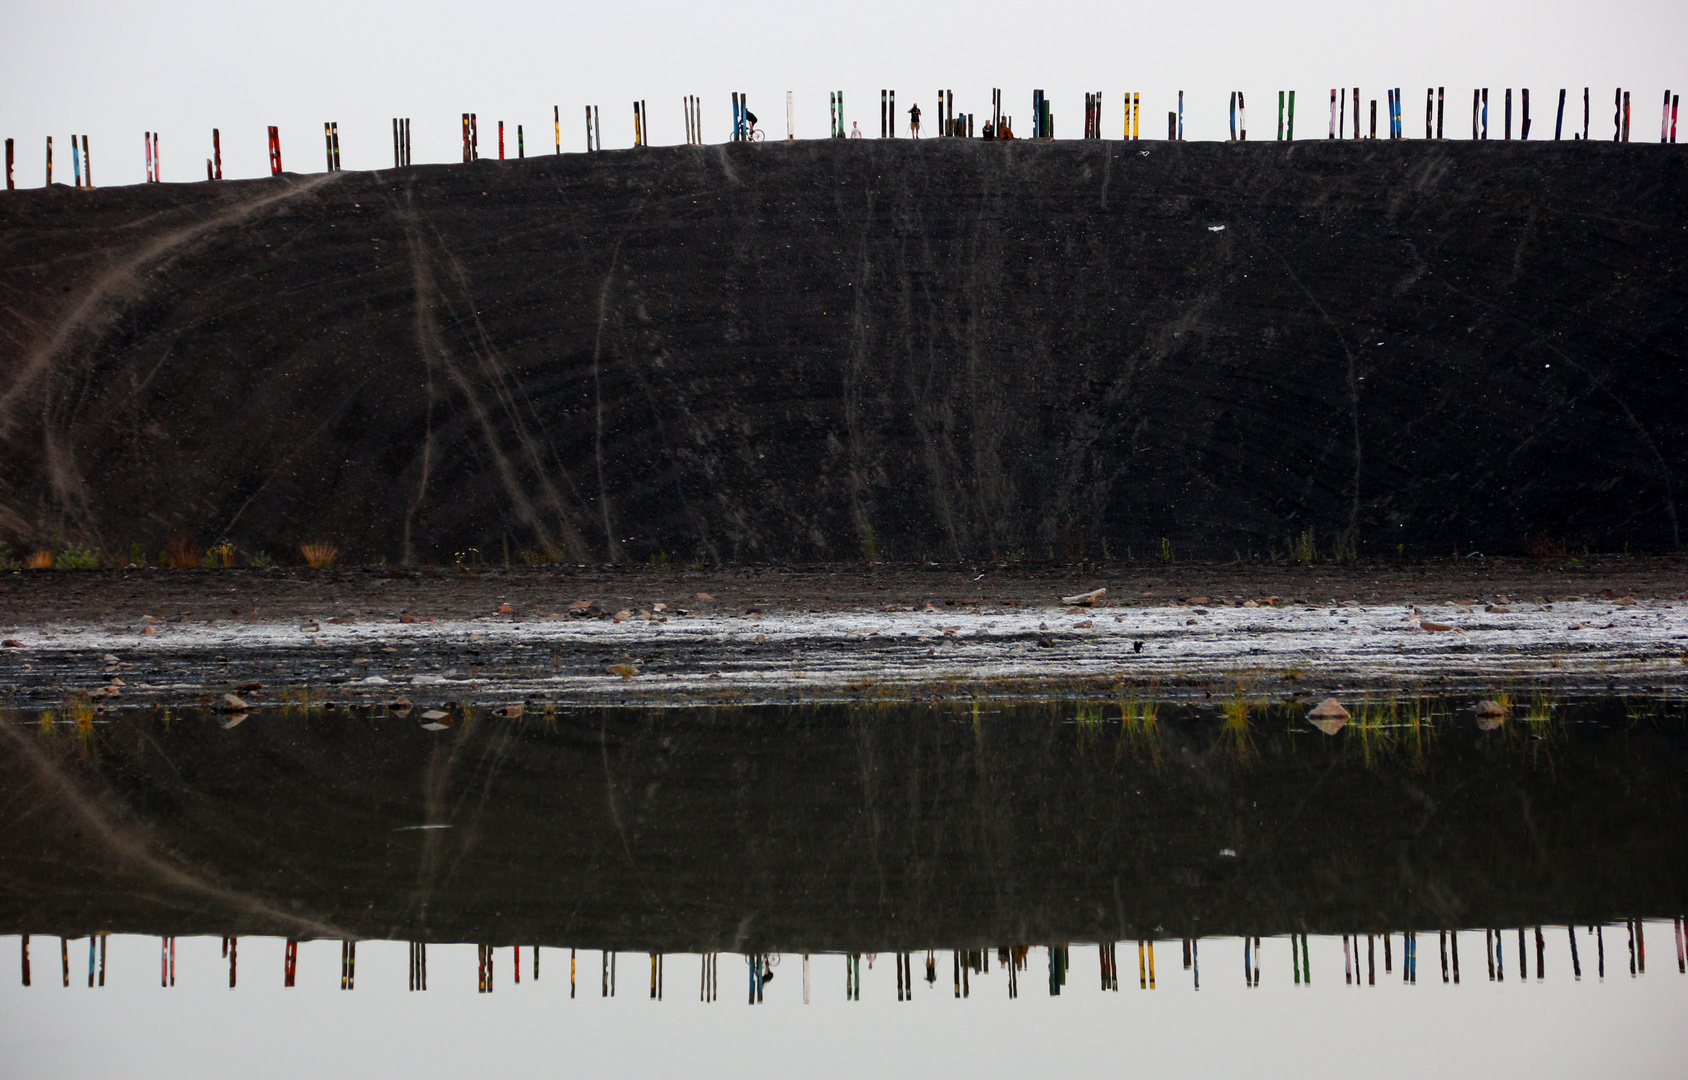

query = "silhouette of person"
[910, 104, 922, 137]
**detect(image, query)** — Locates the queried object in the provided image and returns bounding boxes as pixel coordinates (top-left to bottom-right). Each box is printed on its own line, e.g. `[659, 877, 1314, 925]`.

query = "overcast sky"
[1, 0, 1684, 185]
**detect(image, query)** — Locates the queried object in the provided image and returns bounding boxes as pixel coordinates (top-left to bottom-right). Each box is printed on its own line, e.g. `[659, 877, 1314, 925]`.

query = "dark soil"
[0, 555, 1682, 627]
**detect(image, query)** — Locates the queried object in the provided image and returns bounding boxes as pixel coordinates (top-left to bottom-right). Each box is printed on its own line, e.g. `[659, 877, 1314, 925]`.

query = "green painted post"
[1287, 90, 1296, 139]
[1277, 92, 1285, 140]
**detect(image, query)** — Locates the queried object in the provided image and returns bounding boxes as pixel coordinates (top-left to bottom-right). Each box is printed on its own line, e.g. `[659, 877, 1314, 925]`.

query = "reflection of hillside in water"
[2, 699, 1686, 949]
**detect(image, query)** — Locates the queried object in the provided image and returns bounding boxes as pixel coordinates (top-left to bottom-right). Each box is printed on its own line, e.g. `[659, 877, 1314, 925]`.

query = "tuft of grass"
[163, 537, 201, 568]
[299, 542, 340, 568]
[128, 541, 148, 568]
[54, 545, 101, 570]
[1159, 537, 1174, 564]
[25, 549, 54, 569]
[204, 542, 235, 568]
[522, 546, 563, 566]
[1117, 692, 1162, 763]
[1217, 691, 1257, 758]
[249, 551, 274, 568]
[1292, 529, 1316, 567]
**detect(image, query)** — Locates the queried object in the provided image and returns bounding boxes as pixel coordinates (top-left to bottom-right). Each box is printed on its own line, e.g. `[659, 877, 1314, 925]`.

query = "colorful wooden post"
[325, 123, 334, 170]
[887, 91, 893, 139]
[1583, 87, 1590, 139]
[45, 135, 53, 185]
[1555, 90, 1566, 139]
[212, 128, 221, 179]
[1521, 89, 1531, 139]
[1663, 91, 1672, 142]
[1622, 90, 1630, 141]
[1238, 92, 1246, 140]
[518, 123, 525, 158]
[1277, 92, 1284, 140]
[585, 106, 594, 151]
[1286, 90, 1294, 139]
[463, 114, 471, 160]
[1482, 88, 1489, 139]
[1370, 99, 1377, 138]
[1328, 89, 1336, 138]
[555, 105, 561, 153]
[1504, 89, 1512, 139]
[268, 126, 281, 174]
[499, 119, 506, 158]
[393, 118, 400, 166]
[1437, 87, 1445, 138]
[471, 113, 479, 159]
[1425, 88, 1433, 138]
[1352, 88, 1360, 138]
[144, 131, 151, 181]
[4, 138, 12, 189]
[1672, 94, 1680, 143]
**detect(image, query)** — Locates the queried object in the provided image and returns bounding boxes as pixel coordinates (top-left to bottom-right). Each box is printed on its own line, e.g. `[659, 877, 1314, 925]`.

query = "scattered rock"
[497, 604, 514, 613]
[613, 609, 633, 622]
[1036, 636, 1055, 648]
[1474, 699, 1508, 724]
[606, 663, 639, 678]
[1307, 697, 1349, 735]
[1, 639, 22, 647]
[363, 675, 390, 685]
[1420, 621, 1456, 632]
[300, 622, 321, 633]
[217, 693, 249, 713]
[141, 625, 158, 636]
[1061, 588, 1106, 606]
[1074, 620, 1093, 629]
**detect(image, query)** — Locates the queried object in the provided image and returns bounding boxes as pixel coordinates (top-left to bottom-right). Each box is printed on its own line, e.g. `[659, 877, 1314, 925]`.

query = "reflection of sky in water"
[3, 929, 1684, 1079]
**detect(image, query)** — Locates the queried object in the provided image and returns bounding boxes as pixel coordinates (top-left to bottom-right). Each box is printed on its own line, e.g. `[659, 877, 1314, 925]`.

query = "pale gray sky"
[3, 932, 1685, 1078]
[1, 0, 1684, 184]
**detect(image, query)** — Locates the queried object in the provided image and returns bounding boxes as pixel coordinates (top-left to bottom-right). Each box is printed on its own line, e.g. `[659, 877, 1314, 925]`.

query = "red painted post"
[499, 120, 505, 159]
[5, 138, 13, 189]
[268, 126, 282, 175]
[213, 128, 222, 179]
[152, 133, 159, 181]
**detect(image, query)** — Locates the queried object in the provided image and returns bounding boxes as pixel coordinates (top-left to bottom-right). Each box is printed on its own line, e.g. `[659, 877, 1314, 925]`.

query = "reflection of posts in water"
[699, 952, 716, 1002]
[222, 937, 237, 988]
[601, 950, 615, 997]
[61, 937, 68, 987]
[896, 951, 907, 1001]
[1367, 934, 1375, 985]
[1451, 931, 1460, 983]
[649, 952, 663, 1000]
[1146, 942, 1155, 988]
[1403, 932, 1416, 984]
[1384, 933, 1392, 974]
[1047, 945, 1067, 995]
[1567, 927, 1581, 979]
[1676, 918, 1685, 974]
[928, 951, 938, 987]
[1138, 941, 1147, 989]
[533, 946, 539, 981]
[954, 950, 961, 998]
[1627, 920, 1640, 976]
[1440, 932, 1448, 983]
[962, 951, 971, 997]
[1099, 942, 1118, 991]
[514, 945, 520, 984]
[1636, 920, 1645, 974]
[846, 953, 861, 1000]
[1344, 936, 1352, 985]
[160, 936, 175, 987]
[340, 941, 356, 990]
[478, 944, 494, 993]
[1534, 927, 1545, 980]
[1293, 937, 1302, 984]
[21, 935, 30, 986]
[1595, 925, 1605, 980]
[284, 940, 298, 987]
[802, 954, 810, 1004]
[98, 934, 107, 987]
[1300, 935, 1310, 985]
[1485, 930, 1495, 980]
[1517, 928, 1527, 981]
[1244, 937, 1261, 987]
[409, 943, 427, 991]
[571, 948, 577, 999]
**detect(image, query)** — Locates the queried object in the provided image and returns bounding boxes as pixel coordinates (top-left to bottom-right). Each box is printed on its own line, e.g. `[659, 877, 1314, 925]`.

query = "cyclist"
[744, 110, 758, 139]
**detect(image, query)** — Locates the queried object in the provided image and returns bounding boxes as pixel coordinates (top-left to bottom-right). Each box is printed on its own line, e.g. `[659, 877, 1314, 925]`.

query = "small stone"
[1060, 588, 1106, 606]
[497, 604, 514, 613]
[1074, 620, 1093, 629]
[696, 593, 714, 601]
[141, 626, 158, 635]
[1, 639, 23, 647]
[613, 609, 633, 622]
[1036, 636, 1055, 648]
[363, 675, 389, 685]
[1420, 621, 1456, 632]
[606, 663, 639, 678]
[1307, 698, 1350, 735]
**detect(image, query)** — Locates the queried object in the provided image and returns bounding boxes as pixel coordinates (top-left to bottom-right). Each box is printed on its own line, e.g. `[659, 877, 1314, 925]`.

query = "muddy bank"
[1, 140, 1684, 563]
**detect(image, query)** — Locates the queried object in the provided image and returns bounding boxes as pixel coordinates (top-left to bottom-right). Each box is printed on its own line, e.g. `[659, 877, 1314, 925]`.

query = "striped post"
[1239, 92, 1246, 140]
[4, 138, 11, 189]
[585, 106, 593, 151]
[1521, 89, 1531, 139]
[888, 91, 894, 139]
[1555, 90, 1566, 139]
[555, 105, 561, 153]
[332, 123, 340, 169]
[1622, 90, 1630, 142]
[1482, 88, 1489, 139]
[1286, 90, 1294, 139]
[1277, 92, 1284, 140]
[1672, 94, 1679, 143]
[499, 119, 506, 158]
[518, 123, 525, 158]
[463, 114, 471, 161]
[1370, 98, 1377, 138]
[1328, 89, 1336, 138]
[471, 113, 479, 159]
[1437, 87, 1445, 138]
[268, 126, 281, 175]
[393, 118, 400, 166]
[45, 135, 52, 185]
[1426, 88, 1433, 138]
[1179, 90, 1185, 140]
[1504, 89, 1512, 139]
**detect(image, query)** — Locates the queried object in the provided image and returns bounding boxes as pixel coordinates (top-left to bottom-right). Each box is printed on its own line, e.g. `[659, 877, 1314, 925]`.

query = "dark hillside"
[0, 139, 1683, 562]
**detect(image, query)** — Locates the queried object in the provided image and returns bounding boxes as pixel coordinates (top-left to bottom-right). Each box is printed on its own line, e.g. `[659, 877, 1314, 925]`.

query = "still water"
[2, 698, 1685, 1077]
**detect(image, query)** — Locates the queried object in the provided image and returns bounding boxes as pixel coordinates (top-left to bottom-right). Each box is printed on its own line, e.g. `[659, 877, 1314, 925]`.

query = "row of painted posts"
[3, 87, 1679, 191]
[19, 922, 1678, 993]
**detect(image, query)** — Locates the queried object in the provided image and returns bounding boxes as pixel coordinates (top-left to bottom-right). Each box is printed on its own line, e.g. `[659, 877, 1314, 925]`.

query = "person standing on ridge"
[850, 121, 862, 138]
[909, 103, 922, 137]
